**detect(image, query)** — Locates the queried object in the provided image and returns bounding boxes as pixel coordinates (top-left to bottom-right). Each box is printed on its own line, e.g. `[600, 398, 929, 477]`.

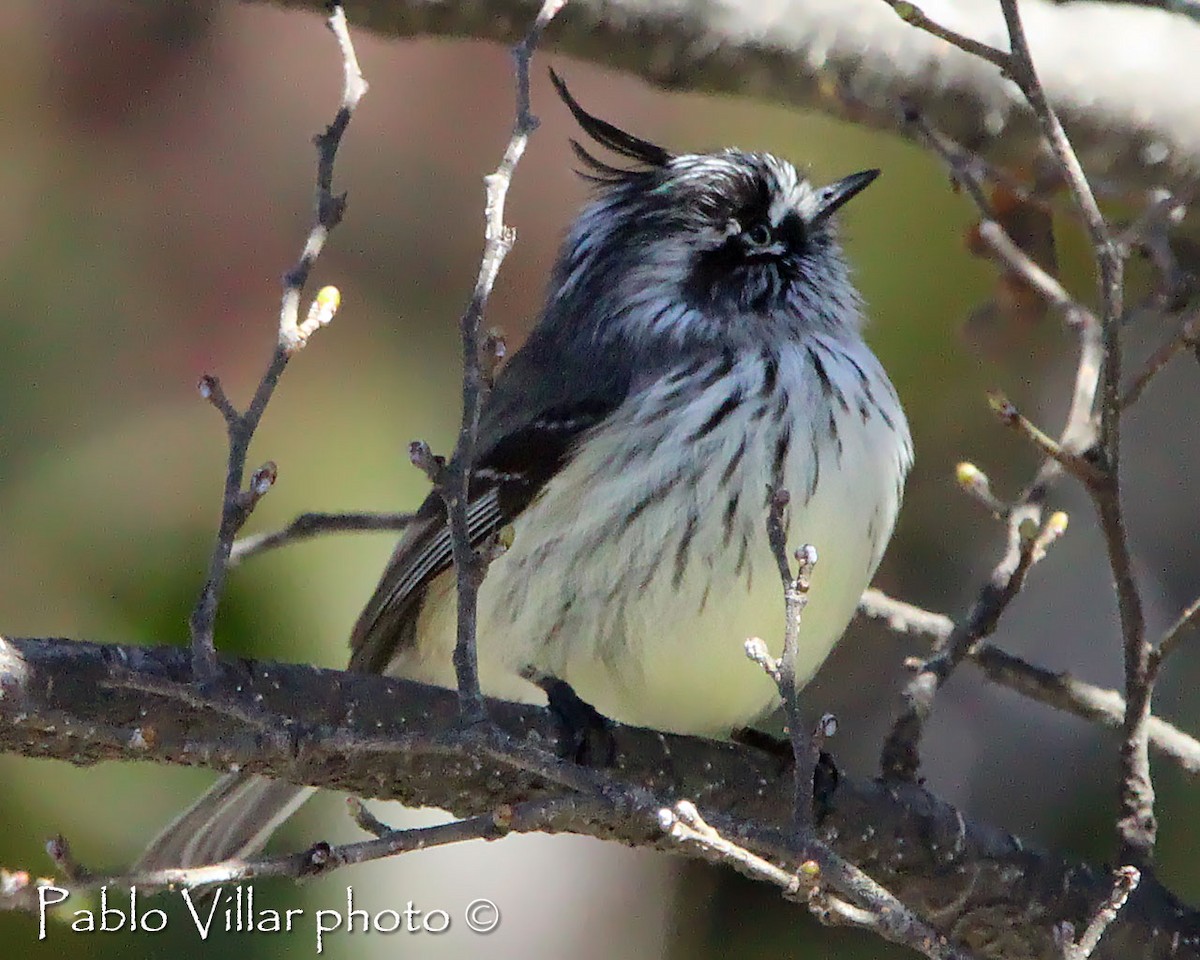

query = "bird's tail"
[136, 773, 314, 871]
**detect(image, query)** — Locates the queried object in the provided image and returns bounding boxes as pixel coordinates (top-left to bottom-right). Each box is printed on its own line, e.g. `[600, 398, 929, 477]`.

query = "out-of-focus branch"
[7, 797, 593, 908]
[259, 0, 1200, 203]
[880, 503, 1066, 781]
[858, 590, 1200, 775]
[2, 634, 1199, 959]
[1121, 308, 1200, 409]
[230, 510, 414, 564]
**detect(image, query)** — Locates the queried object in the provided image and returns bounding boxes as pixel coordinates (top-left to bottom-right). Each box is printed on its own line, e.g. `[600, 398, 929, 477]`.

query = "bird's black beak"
[812, 169, 880, 226]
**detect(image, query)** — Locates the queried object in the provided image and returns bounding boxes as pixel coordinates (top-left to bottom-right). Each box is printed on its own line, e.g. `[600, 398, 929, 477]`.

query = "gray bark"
[263, 0, 1200, 201]
[1, 634, 1197, 959]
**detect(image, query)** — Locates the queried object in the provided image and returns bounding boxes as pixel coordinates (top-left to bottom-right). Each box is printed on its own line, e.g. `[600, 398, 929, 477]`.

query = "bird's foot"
[524, 670, 616, 767]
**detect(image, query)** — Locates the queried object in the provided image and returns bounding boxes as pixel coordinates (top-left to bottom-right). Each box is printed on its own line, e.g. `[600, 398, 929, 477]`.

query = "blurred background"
[1, 2, 1198, 958]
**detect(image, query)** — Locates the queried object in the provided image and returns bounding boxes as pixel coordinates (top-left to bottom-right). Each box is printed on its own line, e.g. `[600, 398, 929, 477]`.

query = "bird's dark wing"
[348, 338, 633, 675]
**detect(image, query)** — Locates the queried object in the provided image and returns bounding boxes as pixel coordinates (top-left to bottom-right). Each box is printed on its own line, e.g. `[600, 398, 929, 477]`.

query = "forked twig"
[437, 0, 566, 720]
[189, 7, 364, 676]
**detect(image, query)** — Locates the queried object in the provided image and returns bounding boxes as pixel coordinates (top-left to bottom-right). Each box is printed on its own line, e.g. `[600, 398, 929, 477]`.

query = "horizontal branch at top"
[272, 0, 1200, 201]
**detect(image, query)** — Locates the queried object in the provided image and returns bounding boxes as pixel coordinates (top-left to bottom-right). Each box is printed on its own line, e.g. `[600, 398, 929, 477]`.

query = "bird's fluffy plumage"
[139, 73, 912, 872]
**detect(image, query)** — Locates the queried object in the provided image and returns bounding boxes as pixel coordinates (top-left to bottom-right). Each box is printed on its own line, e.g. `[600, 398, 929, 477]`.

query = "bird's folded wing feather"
[348, 341, 633, 675]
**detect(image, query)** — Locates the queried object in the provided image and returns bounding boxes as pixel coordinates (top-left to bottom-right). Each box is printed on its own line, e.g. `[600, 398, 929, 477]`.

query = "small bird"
[139, 72, 912, 870]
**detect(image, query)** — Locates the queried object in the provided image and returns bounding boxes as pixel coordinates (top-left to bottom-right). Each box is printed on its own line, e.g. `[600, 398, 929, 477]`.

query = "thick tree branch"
[261, 0, 1200, 203]
[0, 635, 1197, 959]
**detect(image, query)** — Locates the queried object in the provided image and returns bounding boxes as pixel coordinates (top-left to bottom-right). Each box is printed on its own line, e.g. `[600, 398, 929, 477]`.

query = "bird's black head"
[546, 70, 878, 349]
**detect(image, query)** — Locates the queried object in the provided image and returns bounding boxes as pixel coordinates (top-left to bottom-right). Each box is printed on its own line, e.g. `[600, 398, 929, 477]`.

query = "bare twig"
[987, 392, 1105, 486]
[230, 510, 414, 565]
[735, 497, 977, 956]
[954, 462, 1009, 518]
[661, 800, 810, 892]
[752, 488, 820, 829]
[345, 797, 394, 838]
[2, 798, 589, 912]
[1121, 308, 1200, 409]
[1059, 866, 1141, 960]
[975, 220, 1090, 324]
[660, 802, 973, 960]
[879, 0, 1011, 69]
[189, 7, 364, 676]
[1149, 595, 1200, 677]
[859, 590, 1200, 774]
[438, 0, 565, 721]
[859, 589, 955, 640]
[881, 508, 1068, 781]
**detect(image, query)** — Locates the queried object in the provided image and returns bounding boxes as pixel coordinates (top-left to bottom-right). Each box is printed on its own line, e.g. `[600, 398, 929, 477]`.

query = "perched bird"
[139, 72, 912, 870]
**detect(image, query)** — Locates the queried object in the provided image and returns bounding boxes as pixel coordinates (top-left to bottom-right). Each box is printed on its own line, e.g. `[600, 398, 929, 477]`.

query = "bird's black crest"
[549, 68, 673, 184]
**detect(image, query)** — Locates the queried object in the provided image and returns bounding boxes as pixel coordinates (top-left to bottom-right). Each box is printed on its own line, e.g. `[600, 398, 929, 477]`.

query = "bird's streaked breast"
[399, 335, 911, 737]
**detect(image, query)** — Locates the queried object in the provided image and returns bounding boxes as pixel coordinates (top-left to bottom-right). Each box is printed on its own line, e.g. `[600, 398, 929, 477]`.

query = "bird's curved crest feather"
[549, 68, 673, 183]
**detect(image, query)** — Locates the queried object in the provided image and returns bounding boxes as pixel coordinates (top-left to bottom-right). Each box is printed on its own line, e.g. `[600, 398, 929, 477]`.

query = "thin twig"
[661, 800, 809, 892]
[881, 508, 1068, 781]
[756, 488, 820, 830]
[987, 392, 1105, 485]
[188, 7, 363, 676]
[741, 494, 964, 955]
[346, 797, 394, 838]
[859, 590, 1200, 774]
[1121, 308, 1200, 409]
[975, 220, 1090, 324]
[879, 0, 1011, 69]
[954, 462, 1009, 519]
[439, 0, 566, 721]
[1060, 865, 1140, 960]
[1149, 594, 1200, 677]
[230, 511, 414, 564]
[1, 798, 589, 912]
[660, 802, 974, 960]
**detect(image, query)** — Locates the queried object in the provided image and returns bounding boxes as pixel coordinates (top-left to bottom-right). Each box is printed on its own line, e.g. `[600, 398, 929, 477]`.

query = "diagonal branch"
[880, 506, 1067, 781]
[230, 510, 415, 564]
[859, 590, 1200, 775]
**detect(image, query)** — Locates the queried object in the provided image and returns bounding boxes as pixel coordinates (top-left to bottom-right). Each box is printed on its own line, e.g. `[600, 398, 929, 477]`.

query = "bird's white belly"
[401, 344, 909, 737]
